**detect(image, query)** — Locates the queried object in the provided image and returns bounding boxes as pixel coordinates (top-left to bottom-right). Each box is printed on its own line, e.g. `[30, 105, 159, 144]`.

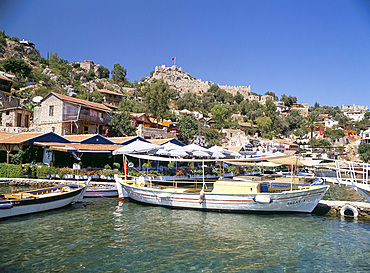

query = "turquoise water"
[1, 192, 370, 272]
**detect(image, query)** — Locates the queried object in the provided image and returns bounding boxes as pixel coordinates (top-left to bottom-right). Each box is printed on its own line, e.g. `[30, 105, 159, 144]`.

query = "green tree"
[255, 116, 272, 136]
[285, 109, 304, 131]
[176, 93, 198, 110]
[264, 100, 278, 127]
[111, 63, 127, 83]
[204, 127, 222, 146]
[239, 100, 264, 122]
[234, 92, 244, 104]
[178, 115, 198, 144]
[358, 143, 370, 163]
[280, 94, 297, 107]
[142, 79, 174, 126]
[265, 91, 278, 101]
[305, 113, 319, 150]
[325, 128, 345, 140]
[319, 139, 331, 147]
[199, 92, 216, 113]
[86, 69, 96, 81]
[210, 105, 228, 129]
[109, 111, 136, 136]
[0, 31, 6, 48]
[118, 98, 147, 113]
[48, 52, 72, 81]
[102, 67, 110, 79]
[0, 57, 32, 79]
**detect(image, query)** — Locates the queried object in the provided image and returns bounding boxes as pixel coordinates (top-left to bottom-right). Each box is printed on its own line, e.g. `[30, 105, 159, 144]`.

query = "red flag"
[172, 57, 175, 60]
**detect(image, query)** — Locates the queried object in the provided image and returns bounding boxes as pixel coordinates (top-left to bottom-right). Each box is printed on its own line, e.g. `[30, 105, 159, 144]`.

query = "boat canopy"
[124, 153, 291, 163]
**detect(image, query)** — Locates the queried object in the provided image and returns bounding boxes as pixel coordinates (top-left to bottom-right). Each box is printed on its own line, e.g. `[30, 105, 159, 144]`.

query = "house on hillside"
[341, 104, 368, 122]
[260, 94, 274, 105]
[324, 118, 339, 128]
[290, 103, 309, 117]
[0, 75, 13, 93]
[32, 92, 112, 136]
[0, 107, 33, 133]
[222, 129, 246, 147]
[98, 89, 124, 107]
[360, 129, 370, 144]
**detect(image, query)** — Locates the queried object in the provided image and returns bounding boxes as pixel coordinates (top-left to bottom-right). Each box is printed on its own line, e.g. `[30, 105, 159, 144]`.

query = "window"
[49, 106, 54, 116]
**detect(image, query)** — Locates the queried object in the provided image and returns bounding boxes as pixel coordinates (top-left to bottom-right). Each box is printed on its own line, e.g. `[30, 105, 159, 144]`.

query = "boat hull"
[0, 186, 86, 219]
[85, 186, 118, 198]
[117, 181, 329, 213]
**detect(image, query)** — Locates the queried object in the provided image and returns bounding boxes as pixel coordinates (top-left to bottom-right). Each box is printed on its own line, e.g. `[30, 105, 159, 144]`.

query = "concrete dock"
[313, 200, 370, 220]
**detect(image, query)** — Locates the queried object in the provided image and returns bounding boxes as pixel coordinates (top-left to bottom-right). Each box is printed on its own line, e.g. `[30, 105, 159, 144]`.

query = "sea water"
[0, 187, 369, 272]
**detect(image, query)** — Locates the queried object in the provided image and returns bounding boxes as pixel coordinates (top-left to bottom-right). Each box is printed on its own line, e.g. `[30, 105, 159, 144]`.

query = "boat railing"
[334, 160, 370, 186]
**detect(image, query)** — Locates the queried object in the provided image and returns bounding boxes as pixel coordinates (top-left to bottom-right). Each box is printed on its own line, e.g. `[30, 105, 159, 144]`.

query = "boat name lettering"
[287, 199, 306, 206]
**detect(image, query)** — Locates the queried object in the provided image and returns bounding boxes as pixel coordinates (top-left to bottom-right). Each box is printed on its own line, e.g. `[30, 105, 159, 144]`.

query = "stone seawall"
[0, 178, 115, 187]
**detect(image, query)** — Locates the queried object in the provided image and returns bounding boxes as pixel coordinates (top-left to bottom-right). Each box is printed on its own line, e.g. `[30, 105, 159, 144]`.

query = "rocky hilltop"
[147, 65, 251, 99]
[0, 39, 40, 62]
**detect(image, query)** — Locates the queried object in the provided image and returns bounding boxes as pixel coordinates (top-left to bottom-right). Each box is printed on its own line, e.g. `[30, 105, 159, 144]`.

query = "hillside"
[144, 64, 251, 99]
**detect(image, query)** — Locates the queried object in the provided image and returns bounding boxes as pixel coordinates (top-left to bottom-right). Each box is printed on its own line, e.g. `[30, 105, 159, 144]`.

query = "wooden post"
[6, 150, 10, 164]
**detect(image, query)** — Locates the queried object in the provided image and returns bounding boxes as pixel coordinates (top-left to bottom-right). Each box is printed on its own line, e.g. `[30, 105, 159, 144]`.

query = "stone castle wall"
[148, 65, 251, 99]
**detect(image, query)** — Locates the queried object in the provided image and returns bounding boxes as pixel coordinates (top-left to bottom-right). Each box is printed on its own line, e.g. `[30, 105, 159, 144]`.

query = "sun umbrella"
[183, 143, 209, 152]
[211, 151, 226, 159]
[112, 139, 160, 155]
[168, 149, 189, 157]
[155, 149, 171, 156]
[161, 142, 184, 151]
[208, 145, 225, 153]
[192, 150, 210, 157]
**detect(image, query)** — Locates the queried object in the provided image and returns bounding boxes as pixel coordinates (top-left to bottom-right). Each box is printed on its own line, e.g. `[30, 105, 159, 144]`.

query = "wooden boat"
[0, 179, 90, 219]
[115, 154, 329, 213]
[85, 185, 118, 198]
[115, 175, 328, 213]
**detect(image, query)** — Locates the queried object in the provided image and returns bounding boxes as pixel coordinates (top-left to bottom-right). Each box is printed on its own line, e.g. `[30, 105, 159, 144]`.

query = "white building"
[324, 118, 339, 128]
[360, 129, 370, 144]
[341, 104, 368, 122]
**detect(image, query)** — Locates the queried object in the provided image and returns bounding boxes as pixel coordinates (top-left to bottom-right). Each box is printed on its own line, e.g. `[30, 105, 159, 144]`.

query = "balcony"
[63, 113, 107, 124]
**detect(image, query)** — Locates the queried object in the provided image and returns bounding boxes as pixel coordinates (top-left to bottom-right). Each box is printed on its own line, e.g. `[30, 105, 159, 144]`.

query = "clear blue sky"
[1, 0, 369, 107]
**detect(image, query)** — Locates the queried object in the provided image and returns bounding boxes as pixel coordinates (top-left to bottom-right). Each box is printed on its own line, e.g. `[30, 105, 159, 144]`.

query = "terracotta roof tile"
[63, 134, 98, 142]
[103, 103, 118, 109]
[34, 142, 123, 152]
[0, 132, 17, 141]
[107, 136, 136, 144]
[52, 93, 111, 112]
[147, 139, 173, 145]
[0, 132, 45, 144]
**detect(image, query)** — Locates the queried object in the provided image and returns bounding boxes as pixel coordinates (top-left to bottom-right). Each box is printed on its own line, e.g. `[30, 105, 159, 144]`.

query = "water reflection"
[0, 196, 369, 272]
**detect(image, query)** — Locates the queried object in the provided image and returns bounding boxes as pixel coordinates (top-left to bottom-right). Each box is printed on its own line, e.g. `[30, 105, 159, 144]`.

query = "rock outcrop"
[1, 39, 40, 60]
[146, 64, 251, 99]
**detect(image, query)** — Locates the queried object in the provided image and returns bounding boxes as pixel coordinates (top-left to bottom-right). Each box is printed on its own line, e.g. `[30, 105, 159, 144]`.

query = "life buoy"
[340, 205, 358, 218]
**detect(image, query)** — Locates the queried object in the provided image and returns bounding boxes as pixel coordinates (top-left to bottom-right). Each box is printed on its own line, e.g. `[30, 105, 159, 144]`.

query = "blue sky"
[1, 0, 369, 107]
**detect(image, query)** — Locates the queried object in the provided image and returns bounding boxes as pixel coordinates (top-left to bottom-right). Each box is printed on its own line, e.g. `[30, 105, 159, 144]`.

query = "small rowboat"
[85, 186, 118, 198]
[0, 179, 90, 219]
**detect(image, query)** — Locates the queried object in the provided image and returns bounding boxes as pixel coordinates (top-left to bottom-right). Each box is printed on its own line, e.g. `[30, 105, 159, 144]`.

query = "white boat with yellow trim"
[0, 179, 90, 219]
[115, 154, 329, 213]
